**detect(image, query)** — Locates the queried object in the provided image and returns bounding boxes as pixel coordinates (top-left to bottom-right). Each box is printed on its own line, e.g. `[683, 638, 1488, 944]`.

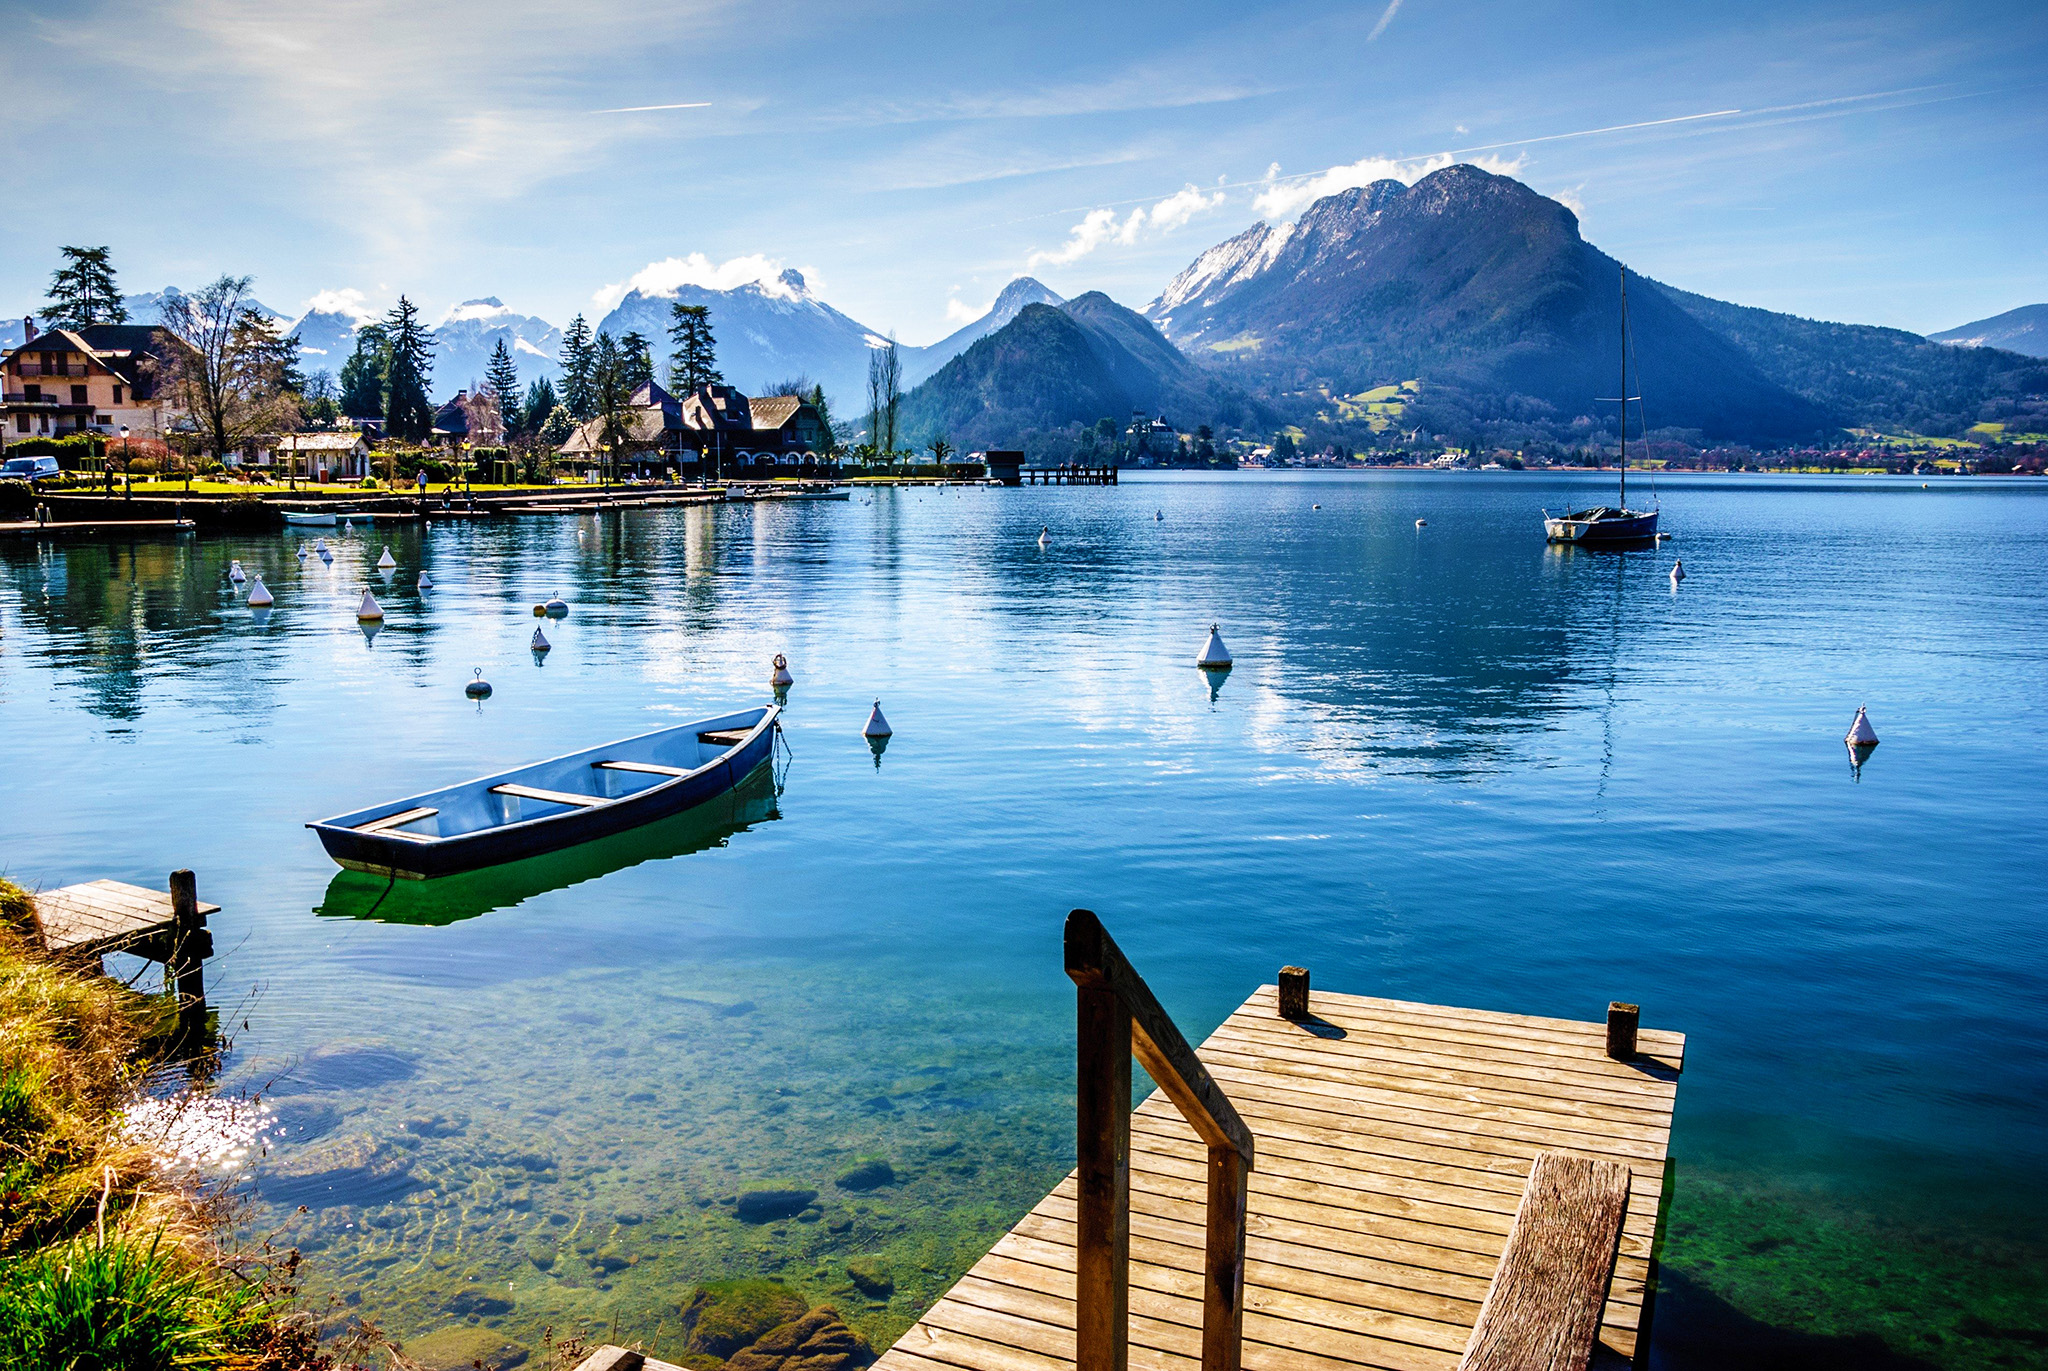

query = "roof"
[277, 432, 367, 451]
[748, 395, 804, 431]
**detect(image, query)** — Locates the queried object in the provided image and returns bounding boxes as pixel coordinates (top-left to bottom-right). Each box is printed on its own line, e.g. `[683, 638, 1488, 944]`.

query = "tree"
[303, 370, 340, 427]
[157, 274, 301, 465]
[458, 387, 504, 448]
[666, 303, 721, 392]
[382, 296, 435, 442]
[927, 435, 953, 464]
[45, 246, 129, 329]
[866, 340, 902, 460]
[339, 324, 389, 419]
[807, 384, 838, 455]
[619, 331, 655, 391]
[539, 404, 576, 447]
[560, 314, 595, 419]
[590, 332, 641, 478]
[485, 339, 520, 432]
[520, 376, 558, 436]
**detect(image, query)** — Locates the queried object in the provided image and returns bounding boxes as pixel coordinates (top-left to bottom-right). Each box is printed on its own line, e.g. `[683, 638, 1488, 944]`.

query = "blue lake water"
[2, 471, 2043, 1369]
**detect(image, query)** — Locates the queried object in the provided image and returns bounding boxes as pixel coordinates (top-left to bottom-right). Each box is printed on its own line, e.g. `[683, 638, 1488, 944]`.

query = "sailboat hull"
[1545, 508, 1660, 544]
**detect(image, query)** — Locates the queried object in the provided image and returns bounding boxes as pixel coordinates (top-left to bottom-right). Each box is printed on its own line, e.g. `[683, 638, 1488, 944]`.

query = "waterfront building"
[273, 431, 372, 481]
[558, 381, 830, 477]
[0, 317, 187, 447]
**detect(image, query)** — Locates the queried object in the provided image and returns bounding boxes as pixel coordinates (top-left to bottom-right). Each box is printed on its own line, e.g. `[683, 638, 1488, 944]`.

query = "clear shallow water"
[2, 472, 2044, 1369]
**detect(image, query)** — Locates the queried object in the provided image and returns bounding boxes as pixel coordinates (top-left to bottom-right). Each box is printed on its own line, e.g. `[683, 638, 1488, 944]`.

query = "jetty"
[1019, 465, 1119, 486]
[33, 871, 215, 1036]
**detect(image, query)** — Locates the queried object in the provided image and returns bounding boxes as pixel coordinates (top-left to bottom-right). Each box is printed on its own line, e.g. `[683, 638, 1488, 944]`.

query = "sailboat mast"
[1618, 266, 1628, 510]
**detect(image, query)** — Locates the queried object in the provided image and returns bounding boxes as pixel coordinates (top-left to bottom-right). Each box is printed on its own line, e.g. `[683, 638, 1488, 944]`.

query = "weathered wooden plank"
[1242, 990, 1684, 1073]
[1455, 1154, 1631, 1371]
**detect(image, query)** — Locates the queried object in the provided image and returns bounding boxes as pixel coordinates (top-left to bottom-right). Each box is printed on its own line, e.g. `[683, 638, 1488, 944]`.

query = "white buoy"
[1415, 518, 1427, 528]
[543, 592, 569, 616]
[318, 547, 333, 564]
[315, 538, 328, 552]
[246, 576, 273, 607]
[1845, 705, 1879, 746]
[229, 561, 246, 583]
[377, 546, 396, 570]
[297, 544, 309, 560]
[356, 589, 384, 621]
[863, 700, 893, 738]
[530, 626, 551, 653]
[1197, 623, 1232, 669]
[465, 668, 492, 698]
[1154, 510, 1163, 521]
[771, 653, 794, 687]
[1670, 560, 1686, 585]
[1312, 503, 1321, 510]
[1037, 525, 1049, 547]
[417, 571, 434, 590]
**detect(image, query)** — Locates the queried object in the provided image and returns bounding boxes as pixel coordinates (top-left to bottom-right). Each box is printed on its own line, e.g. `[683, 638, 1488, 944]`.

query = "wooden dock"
[875, 979, 1683, 1371]
[1020, 465, 1118, 486]
[32, 874, 216, 1033]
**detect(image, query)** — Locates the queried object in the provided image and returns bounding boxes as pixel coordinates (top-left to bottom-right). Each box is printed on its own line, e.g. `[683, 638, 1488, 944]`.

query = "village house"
[0, 317, 186, 448]
[559, 381, 831, 477]
[273, 431, 372, 482]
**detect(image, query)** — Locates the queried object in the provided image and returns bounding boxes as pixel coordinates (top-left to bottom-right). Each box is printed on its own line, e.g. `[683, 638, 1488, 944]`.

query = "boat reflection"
[314, 763, 782, 926]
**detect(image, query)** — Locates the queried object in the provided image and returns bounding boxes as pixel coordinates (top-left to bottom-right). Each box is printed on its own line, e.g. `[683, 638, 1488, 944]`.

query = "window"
[72, 385, 88, 405]
[13, 415, 26, 434]
[23, 385, 38, 402]
[96, 415, 112, 426]
[113, 385, 123, 404]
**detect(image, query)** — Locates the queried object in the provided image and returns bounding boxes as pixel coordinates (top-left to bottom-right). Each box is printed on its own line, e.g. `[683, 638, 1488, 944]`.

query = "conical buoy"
[417, 571, 434, 590]
[1037, 525, 1049, 547]
[297, 544, 309, 560]
[863, 700, 893, 738]
[1415, 518, 1427, 528]
[1197, 623, 1232, 669]
[1845, 706, 1878, 747]
[531, 626, 551, 653]
[465, 668, 492, 698]
[1155, 510, 1163, 521]
[1670, 560, 1686, 585]
[246, 576, 273, 607]
[544, 592, 569, 617]
[229, 560, 246, 583]
[356, 589, 384, 621]
[318, 547, 333, 563]
[315, 538, 328, 552]
[771, 653, 794, 687]
[1312, 503, 1321, 510]
[377, 546, 396, 570]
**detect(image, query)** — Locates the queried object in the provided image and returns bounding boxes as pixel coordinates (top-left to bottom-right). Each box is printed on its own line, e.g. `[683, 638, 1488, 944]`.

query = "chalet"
[1, 317, 186, 448]
[559, 382, 831, 477]
[274, 432, 372, 481]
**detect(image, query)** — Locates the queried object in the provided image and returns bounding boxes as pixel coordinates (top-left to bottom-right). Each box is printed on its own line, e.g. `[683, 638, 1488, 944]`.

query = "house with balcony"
[558, 382, 831, 477]
[0, 317, 186, 450]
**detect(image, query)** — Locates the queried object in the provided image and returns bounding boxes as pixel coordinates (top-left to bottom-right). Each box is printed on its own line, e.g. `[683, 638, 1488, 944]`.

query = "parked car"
[0, 455, 61, 482]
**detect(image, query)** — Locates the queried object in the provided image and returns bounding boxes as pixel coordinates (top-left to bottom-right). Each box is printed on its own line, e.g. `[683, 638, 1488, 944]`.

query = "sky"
[2, 0, 2044, 345]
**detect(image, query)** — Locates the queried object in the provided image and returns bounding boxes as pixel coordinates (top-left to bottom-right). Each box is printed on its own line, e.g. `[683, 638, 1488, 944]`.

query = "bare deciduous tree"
[158, 275, 301, 465]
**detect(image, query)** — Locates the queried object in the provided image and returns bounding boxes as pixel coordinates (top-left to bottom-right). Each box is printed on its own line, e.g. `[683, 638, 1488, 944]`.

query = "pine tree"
[339, 324, 390, 419]
[619, 331, 656, 391]
[666, 303, 722, 392]
[560, 314, 595, 419]
[382, 296, 435, 442]
[44, 246, 129, 329]
[521, 376, 559, 436]
[485, 339, 521, 432]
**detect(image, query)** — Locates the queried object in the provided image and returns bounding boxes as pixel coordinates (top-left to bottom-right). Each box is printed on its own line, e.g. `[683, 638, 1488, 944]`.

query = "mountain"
[1144, 166, 1825, 441]
[905, 277, 1065, 385]
[597, 270, 886, 409]
[899, 293, 1267, 448]
[1930, 304, 2048, 358]
[123, 288, 286, 326]
[288, 304, 376, 376]
[429, 299, 562, 401]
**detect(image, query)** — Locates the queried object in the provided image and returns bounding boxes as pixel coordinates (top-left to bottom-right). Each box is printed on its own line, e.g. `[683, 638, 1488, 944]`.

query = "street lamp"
[119, 425, 131, 500]
[599, 443, 610, 498]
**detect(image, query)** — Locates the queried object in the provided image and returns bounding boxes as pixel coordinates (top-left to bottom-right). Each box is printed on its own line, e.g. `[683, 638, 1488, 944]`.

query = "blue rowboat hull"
[1544, 507, 1659, 544]
[307, 705, 778, 879]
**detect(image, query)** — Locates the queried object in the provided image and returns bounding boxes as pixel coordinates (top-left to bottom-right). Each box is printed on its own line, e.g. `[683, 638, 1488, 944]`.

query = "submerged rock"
[445, 1283, 514, 1316]
[404, 1325, 530, 1370]
[736, 1186, 818, 1223]
[835, 1160, 895, 1192]
[846, 1258, 894, 1298]
[289, 1044, 420, 1092]
[262, 1135, 419, 1208]
[725, 1307, 876, 1371]
[684, 1279, 809, 1358]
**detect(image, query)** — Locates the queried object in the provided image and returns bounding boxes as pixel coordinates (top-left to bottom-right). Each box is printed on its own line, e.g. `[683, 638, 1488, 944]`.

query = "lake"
[2, 470, 2042, 1370]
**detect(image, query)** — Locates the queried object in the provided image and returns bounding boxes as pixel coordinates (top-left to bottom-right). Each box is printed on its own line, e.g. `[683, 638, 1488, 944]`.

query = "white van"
[0, 455, 61, 481]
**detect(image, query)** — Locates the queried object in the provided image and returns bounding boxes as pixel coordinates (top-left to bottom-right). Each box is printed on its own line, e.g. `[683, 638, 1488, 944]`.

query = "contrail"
[1367, 0, 1403, 42]
[1441, 108, 1740, 158]
[590, 102, 712, 114]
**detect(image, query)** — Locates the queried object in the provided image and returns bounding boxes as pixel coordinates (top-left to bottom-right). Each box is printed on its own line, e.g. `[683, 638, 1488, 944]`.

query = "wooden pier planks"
[876, 986, 1682, 1371]
[32, 878, 219, 963]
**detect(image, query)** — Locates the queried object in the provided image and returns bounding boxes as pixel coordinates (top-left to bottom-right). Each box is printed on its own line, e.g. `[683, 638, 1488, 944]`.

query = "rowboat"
[283, 510, 339, 526]
[308, 705, 778, 879]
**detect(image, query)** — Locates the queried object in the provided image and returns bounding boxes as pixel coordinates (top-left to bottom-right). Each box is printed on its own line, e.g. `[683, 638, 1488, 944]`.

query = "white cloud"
[945, 295, 987, 324]
[302, 287, 376, 322]
[1252, 152, 1527, 221]
[1366, 0, 1402, 41]
[438, 299, 515, 325]
[1026, 183, 1229, 269]
[592, 253, 795, 310]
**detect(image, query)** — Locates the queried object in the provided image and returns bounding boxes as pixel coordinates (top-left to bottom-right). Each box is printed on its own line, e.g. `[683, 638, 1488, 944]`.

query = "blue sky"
[2, 0, 2043, 344]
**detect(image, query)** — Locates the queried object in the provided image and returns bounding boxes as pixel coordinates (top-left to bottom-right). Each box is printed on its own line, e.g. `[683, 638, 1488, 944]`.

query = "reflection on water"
[4, 474, 2047, 1368]
[315, 765, 783, 926]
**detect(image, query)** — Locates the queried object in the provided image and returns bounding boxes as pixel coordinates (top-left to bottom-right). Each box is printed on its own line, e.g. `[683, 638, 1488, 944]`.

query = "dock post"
[1203, 1145, 1248, 1371]
[168, 870, 208, 1033]
[1277, 966, 1310, 1020]
[1606, 1001, 1639, 1060]
[1075, 984, 1131, 1371]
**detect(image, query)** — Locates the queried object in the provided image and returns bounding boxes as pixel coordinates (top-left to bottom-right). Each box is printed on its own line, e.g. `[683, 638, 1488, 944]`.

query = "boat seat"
[354, 806, 437, 834]
[490, 783, 609, 808]
[698, 729, 752, 746]
[594, 760, 690, 777]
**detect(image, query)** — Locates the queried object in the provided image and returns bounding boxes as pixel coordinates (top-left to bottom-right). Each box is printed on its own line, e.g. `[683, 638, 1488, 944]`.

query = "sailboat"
[1544, 267, 1660, 545]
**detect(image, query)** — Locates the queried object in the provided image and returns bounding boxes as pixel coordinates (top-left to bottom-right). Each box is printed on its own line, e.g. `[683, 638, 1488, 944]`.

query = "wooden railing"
[1065, 909, 1254, 1371]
